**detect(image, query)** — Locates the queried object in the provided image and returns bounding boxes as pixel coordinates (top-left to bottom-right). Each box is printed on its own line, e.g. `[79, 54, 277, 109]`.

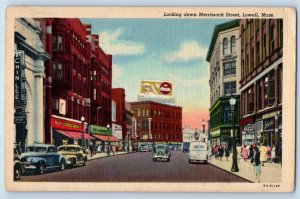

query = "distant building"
[14, 18, 50, 150]
[112, 88, 127, 141]
[182, 128, 205, 143]
[129, 101, 182, 143]
[137, 80, 175, 105]
[207, 20, 241, 147]
[239, 19, 283, 151]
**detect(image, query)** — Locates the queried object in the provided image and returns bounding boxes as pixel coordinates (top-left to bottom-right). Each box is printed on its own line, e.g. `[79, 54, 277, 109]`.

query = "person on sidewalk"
[267, 145, 272, 162]
[218, 145, 224, 161]
[236, 144, 242, 162]
[271, 145, 276, 163]
[252, 144, 261, 183]
[248, 144, 254, 162]
[242, 145, 248, 162]
[89, 141, 94, 157]
[213, 144, 219, 159]
[259, 144, 268, 166]
[224, 145, 230, 161]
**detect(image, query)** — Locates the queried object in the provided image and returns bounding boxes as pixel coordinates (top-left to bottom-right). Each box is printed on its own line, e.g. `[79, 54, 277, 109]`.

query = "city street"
[20, 151, 248, 182]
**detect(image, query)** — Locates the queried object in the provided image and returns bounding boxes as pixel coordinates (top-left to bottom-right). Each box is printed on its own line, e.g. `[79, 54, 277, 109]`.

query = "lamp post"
[80, 116, 85, 148]
[107, 123, 110, 156]
[148, 118, 152, 143]
[229, 96, 239, 172]
[194, 129, 200, 141]
[202, 119, 206, 142]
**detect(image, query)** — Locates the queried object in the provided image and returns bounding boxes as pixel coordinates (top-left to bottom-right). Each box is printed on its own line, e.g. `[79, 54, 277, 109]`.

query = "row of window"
[153, 133, 181, 140]
[136, 120, 181, 132]
[133, 108, 181, 119]
[241, 66, 282, 116]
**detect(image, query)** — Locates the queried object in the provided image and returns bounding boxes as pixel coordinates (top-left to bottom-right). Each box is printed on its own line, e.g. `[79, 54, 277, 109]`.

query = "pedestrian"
[249, 144, 254, 161]
[242, 145, 249, 162]
[214, 144, 219, 159]
[252, 144, 261, 183]
[267, 145, 272, 162]
[236, 144, 242, 162]
[224, 145, 230, 161]
[259, 143, 268, 166]
[89, 141, 94, 157]
[218, 145, 224, 161]
[271, 145, 276, 163]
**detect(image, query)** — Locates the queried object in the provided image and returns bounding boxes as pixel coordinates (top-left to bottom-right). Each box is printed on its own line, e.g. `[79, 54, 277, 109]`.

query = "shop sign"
[256, 120, 263, 133]
[112, 124, 122, 140]
[51, 117, 82, 131]
[14, 50, 26, 108]
[89, 124, 112, 135]
[262, 111, 276, 119]
[263, 117, 275, 131]
[14, 112, 27, 124]
[244, 124, 255, 134]
[211, 129, 220, 138]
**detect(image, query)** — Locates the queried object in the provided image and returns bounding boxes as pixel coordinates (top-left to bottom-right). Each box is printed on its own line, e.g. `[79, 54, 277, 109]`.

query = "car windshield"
[58, 147, 65, 151]
[26, 146, 47, 152]
[66, 147, 77, 152]
[191, 145, 206, 151]
[156, 146, 166, 151]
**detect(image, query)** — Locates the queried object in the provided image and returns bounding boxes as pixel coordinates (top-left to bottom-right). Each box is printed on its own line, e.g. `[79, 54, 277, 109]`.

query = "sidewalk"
[208, 155, 282, 183]
[87, 151, 131, 161]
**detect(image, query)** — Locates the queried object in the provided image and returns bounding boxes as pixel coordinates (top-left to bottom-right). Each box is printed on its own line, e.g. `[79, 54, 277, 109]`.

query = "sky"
[81, 18, 230, 129]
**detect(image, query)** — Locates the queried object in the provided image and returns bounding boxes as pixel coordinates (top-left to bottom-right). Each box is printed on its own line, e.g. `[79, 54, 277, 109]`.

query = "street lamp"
[148, 118, 152, 142]
[80, 116, 85, 148]
[229, 96, 239, 172]
[106, 123, 110, 156]
[202, 119, 206, 142]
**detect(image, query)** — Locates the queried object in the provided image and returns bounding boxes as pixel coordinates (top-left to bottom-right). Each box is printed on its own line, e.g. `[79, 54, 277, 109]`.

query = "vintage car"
[14, 146, 25, 180]
[57, 145, 87, 167]
[188, 141, 208, 164]
[20, 144, 66, 174]
[152, 144, 171, 162]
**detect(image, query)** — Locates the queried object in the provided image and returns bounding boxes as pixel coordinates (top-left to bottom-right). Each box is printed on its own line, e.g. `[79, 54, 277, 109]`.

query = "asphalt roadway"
[20, 151, 248, 182]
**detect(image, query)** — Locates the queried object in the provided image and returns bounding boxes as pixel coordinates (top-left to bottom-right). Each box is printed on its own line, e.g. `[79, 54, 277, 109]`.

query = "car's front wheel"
[38, 163, 46, 175]
[14, 166, 21, 180]
[153, 158, 157, 162]
[60, 160, 66, 171]
[189, 159, 192, 164]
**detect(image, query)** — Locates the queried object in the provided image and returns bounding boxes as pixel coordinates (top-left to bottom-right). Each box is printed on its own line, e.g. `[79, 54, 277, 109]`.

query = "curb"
[87, 151, 136, 161]
[208, 161, 254, 183]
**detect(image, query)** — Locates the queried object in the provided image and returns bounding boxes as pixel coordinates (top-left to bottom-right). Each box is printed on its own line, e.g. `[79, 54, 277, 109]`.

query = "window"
[268, 70, 275, 105]
[241, 25, 244, 50]
[52, 98, 59, 111]
[270, 25, 275, 52]
[223, 38, 228, 55]
[52, 35, 64, 51]
[230, 36, 236, 53]
[263, 34, 267, 60]
[255, 19, 260, 33]
[256, 41, 260, 64]
[223, 62, 236, 76]
[53, 62, 63, 80]
[250, 47, 254, 70]
[257, 81, 262, 110]
[248, 88, 254, 113]
[278, 19, 283, 47]
[224, 81, 236, 95]
[223, 104, 232, 123]
[93, 88, 97, 100]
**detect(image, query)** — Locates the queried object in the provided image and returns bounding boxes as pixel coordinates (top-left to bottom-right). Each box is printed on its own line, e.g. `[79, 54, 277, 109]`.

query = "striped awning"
[55, 129, 95, 139]
[92, 134, 119, 142]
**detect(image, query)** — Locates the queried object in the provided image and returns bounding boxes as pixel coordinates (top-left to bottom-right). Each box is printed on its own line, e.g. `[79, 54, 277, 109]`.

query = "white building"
[14, 18, 49, 148]
[182, 128, 206, 143]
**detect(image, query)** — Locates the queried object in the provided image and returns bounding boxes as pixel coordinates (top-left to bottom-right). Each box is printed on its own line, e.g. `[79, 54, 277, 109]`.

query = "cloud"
[167, 73, 209, 88]
[112, 64, 123, 82]
[164, 40, 207, 63]
[99, 28, 145, 55]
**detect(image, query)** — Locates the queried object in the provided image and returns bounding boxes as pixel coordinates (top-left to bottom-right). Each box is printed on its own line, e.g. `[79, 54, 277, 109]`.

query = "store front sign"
[14, 50, 26, 108]
[244, 124, 255, 134]
[89, 125, 112, 135]
[211, 129, 220, 138]
[51, 117, 82, 131]
[112, 124, 122, 140]
[263, 117, 275, 132]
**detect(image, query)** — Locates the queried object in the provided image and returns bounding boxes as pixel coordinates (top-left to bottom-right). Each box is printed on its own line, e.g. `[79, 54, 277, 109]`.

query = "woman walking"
[242, 145, 249, 162]
[252, 144, 262, 183]
[218, 145, 224, 161]
[224, 145, 230, 161]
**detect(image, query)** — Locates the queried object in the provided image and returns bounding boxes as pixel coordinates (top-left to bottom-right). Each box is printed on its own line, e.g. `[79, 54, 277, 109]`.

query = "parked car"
[14, 146, 25, 180]
[57, 145, 87, 167]
[152, 144, 171, 162]
[188, 141, 208, 164]
[20, 144, 66, 175]
[139, 143, 153, 152]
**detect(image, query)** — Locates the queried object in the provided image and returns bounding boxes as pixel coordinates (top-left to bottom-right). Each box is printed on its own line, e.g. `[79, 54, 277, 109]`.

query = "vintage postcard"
[5, 7, 296, 192]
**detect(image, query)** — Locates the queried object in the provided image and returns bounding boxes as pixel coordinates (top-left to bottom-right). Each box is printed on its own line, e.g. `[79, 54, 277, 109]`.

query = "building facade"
[207, 20, 241, 146]
[239, 19, 283, 155]
[14, 18, 50, 150]
[37, 18, 112, 145]
[129, 101, 182, 143]
[112, 88, 127, 141]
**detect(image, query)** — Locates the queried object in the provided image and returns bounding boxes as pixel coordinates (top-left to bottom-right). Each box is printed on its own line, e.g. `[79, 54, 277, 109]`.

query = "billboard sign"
[140, 80, 173, 96]
[112, 123, 122, 140]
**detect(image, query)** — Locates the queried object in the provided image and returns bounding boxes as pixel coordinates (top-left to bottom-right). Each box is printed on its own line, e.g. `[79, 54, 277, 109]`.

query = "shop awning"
[55, 130, 95, 139]
[92, 134, 119, 142]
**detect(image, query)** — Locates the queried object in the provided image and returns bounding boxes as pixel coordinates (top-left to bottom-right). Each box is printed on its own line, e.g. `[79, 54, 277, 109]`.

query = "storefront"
[51, 116, 94, 146]
[89, 125, 119, 150]
[261, 112, 276, 147]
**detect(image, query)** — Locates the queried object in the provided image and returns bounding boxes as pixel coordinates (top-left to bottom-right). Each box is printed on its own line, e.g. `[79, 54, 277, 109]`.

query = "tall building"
[239, 19, 283, 153]
[129, 101, 182, 143]
[14, 18, 50, 150]
[207, 20, 241, 147]
[37, 18, 112, 145]
[112, 88, 127, 141]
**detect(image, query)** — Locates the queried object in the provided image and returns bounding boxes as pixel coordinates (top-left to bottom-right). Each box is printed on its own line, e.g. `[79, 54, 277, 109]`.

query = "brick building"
[112, 88, 127, 141]
[129, 101, 182, 143]
[38, 18, 112, 145]
[239, 19, 283, 157]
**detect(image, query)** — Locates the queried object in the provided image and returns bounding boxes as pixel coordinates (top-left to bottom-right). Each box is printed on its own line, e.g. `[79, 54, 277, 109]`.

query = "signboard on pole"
[14, 50, 26, 108]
